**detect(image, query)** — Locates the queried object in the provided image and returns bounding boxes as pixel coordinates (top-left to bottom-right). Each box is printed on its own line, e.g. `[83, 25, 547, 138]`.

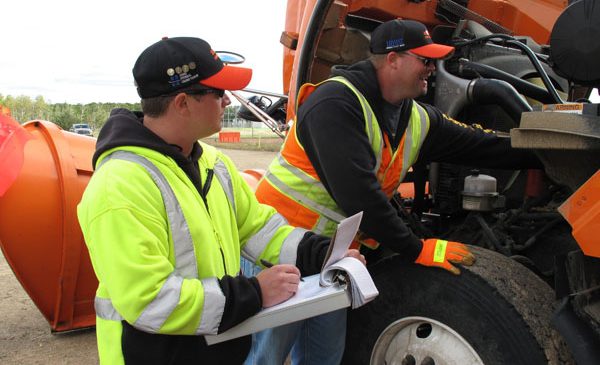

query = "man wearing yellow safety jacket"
[77, 36, 363, 365]
[246, 20, 542, 365]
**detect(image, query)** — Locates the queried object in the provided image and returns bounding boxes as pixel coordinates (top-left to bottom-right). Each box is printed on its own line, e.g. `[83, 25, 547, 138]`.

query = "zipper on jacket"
[197, 165, 229, 272]
[219, 246, 227, 273]
[201, 168, 214, 213]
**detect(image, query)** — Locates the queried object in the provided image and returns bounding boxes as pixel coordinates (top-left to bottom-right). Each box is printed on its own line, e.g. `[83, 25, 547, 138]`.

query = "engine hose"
[513, 217, 563, 251]
[505, 39, 564, 104]
[469, 78, 532, 125]
[454, 33, 564, 104]
[457, 59, 555, 104]
[473, 213, 511, 255]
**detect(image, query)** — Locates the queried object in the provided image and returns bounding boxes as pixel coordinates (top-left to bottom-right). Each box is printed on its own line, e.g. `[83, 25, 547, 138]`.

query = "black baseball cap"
[133, 37, 252, 98]
[370, 19, 454, 59]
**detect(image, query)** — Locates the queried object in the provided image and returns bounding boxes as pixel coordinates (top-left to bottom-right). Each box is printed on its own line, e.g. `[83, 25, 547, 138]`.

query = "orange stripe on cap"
[200, 64, 252, 90]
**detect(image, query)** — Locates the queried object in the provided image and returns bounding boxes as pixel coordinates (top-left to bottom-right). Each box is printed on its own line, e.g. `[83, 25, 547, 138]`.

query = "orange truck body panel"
[282, 0, 565, 119]
[558, 170, 600, 259]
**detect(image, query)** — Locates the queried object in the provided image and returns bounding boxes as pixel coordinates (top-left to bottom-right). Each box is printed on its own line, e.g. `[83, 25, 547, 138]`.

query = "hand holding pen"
[261, 259, 304, 281]
[255, 259, 303, 308]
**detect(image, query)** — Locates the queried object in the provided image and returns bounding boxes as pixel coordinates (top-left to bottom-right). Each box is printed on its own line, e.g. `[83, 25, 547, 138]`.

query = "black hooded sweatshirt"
[93, 109, 330, 364]
[296, 60, 541, 261]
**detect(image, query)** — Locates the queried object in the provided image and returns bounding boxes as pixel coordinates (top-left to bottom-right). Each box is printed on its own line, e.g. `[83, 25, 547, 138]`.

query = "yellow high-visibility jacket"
[78, 142, 307, 364]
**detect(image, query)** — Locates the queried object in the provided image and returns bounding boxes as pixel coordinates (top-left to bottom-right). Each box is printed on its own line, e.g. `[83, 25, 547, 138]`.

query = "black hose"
[505, 39, 564, 104]
[513, 217, 563, 251]
[473, 213, 511, 255]
[457, 59, 555, 104]
[454, 33, 516, 48]
[455, 33, 564, 104]
[469, 78, 532, 125]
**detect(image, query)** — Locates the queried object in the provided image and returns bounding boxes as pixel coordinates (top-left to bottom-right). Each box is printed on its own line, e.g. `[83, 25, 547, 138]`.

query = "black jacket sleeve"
[295, 231, 331, 277]
[217, 275, 262, 332]
[296, 82, 424, 261]
[417, 104, 543, 169]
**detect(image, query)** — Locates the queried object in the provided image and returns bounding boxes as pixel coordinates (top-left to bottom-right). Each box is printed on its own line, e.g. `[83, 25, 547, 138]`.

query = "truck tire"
[343, 246, 572, 365]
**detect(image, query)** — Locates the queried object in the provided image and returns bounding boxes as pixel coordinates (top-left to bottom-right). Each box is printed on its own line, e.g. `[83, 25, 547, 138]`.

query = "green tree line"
[1, 94, 241, 132]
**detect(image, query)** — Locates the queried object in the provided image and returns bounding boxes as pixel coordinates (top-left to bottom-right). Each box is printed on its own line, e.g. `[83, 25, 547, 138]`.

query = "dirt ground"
[0, 148, 277, 364]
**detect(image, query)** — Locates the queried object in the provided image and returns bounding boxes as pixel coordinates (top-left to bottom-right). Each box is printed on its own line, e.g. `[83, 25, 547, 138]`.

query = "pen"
[260, 259, 304, 281]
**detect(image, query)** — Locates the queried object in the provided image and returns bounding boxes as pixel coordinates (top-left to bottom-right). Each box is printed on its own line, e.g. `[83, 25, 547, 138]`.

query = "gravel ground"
[0, 148, 277, 364]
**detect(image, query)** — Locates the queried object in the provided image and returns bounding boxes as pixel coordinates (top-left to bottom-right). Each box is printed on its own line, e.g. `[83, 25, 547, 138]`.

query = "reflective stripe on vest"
[403, 104, 429, 181]
[263, 76, 429, 241]
[93, 151, 228, 335]
[330, 77, 384, 174]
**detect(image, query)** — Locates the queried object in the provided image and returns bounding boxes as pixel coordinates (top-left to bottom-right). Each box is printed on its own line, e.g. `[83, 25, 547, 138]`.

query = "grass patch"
[211, 127, 280, 138]
[202, 137, 283, 152]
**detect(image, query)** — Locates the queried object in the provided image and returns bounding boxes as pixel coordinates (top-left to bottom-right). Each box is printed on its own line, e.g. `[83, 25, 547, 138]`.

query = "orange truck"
[1, 1, 600, 364]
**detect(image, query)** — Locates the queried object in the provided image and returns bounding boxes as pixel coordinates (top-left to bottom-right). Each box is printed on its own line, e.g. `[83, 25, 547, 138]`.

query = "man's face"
[187, 90, 230, 139]
[395, 51, 436, 98]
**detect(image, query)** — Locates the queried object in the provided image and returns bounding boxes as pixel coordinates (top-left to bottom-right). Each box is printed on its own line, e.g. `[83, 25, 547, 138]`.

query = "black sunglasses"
[186, 88, 225, 98]
[403, 52, 435, 67]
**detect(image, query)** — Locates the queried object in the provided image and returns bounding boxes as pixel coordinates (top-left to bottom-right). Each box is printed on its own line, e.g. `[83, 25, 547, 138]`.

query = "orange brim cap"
[411, 43, 455, 59]
[200, 64, 253, 91]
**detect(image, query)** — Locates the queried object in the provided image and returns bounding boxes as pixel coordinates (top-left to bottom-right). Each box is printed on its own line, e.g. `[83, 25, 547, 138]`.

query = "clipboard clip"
[333, 270, 348, 288]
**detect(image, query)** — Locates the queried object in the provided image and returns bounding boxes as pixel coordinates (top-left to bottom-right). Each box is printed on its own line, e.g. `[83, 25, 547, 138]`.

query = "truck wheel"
[343, 246, 572, 365]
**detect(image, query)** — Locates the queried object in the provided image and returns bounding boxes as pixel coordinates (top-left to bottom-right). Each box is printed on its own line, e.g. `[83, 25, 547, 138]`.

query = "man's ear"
[172, 93, 191, 116]
[386, 51, 401, 69]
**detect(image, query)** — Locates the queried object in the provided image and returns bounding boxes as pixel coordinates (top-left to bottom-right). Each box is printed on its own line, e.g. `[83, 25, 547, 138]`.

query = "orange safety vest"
[255, 76, 430, 249]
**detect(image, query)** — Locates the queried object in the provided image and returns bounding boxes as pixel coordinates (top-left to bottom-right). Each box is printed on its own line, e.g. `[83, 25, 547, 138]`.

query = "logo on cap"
[385, 38, 405, 50]
[423, 30, 431, 40]
[165, 62, 200, 89]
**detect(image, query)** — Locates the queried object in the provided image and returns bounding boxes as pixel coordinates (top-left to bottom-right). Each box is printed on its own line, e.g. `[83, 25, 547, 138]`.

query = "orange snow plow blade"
[0, 120, 97, 332]
[0, 121, 273, 333]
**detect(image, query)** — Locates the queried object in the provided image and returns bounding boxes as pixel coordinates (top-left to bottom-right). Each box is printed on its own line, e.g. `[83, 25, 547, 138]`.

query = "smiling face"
[377, 50, 436, 105]
[396, 51, 435, 98]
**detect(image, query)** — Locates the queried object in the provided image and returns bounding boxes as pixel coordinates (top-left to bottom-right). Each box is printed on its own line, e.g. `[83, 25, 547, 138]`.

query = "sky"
[3, 1, 598, 106]
[1, 1, 288, 104]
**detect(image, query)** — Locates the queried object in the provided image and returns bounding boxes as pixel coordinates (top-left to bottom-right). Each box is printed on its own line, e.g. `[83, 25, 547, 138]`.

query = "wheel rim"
[370, 316, 484, 365]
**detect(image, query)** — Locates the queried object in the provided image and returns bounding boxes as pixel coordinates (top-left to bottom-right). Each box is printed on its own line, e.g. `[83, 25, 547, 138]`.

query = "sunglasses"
[186, 88, 225, 98]
[403, 52, 435, 67]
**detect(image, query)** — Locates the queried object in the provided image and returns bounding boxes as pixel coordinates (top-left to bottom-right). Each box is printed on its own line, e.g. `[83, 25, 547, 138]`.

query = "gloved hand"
[414, 239, 475, 275]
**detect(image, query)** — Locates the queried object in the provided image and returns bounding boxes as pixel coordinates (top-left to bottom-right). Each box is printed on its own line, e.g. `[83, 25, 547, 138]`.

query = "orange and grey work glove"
[414, 239, 475, 275]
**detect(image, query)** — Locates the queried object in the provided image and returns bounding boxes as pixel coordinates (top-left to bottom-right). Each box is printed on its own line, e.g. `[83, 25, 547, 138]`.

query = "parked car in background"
[69, 123, 93, 136]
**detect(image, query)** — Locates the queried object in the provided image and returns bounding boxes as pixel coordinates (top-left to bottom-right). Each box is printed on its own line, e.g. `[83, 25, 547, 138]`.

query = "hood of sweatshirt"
[92, 108, 202, 170]
[330, 60, 384, 113]
[330, 60, 411, 143]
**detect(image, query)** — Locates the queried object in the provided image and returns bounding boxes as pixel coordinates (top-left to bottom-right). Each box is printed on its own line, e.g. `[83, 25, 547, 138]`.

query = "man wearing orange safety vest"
[244, 19, 542, 365]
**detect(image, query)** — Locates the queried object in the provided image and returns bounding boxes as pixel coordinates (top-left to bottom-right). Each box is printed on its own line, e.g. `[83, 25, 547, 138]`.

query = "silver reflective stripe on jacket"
[213, 160, 236, 215]
[279, 227, 307, 264]
[94, 150, 227, 334]
[133, 273, 184, 332]
[95, 297, 123, 321]
[100, 151, 198, 279]
[242, 213, 288, 262]
[196, 278, 227, 334]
